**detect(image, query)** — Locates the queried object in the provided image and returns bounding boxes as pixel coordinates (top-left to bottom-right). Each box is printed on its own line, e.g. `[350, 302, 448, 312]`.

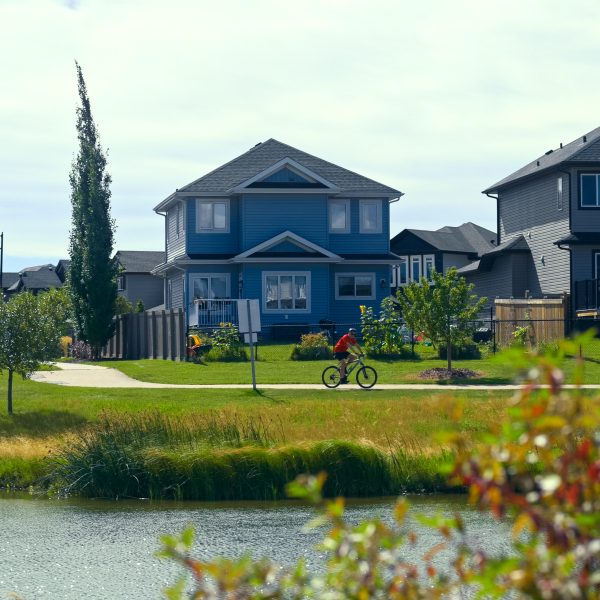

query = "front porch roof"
[555, 232, 600, 246]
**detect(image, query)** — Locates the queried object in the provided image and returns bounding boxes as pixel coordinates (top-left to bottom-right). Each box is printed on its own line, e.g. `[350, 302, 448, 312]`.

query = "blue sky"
[2, 0, 600, 272]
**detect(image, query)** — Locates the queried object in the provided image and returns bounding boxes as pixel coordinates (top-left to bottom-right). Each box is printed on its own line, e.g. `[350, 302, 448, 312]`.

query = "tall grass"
[47, 412, 453, 500]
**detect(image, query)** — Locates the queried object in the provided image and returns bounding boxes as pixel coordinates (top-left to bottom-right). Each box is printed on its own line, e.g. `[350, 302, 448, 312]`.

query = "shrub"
[438, 343, 481, 360]
[70, 340, 93, 360]
[205, 323, 247, 362]
[290, 332, 332, 361]
[359, 297, 405, 357]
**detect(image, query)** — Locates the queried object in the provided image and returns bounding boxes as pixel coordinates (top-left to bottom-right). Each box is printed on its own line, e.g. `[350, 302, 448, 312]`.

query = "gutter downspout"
[484, 192, 500, 246]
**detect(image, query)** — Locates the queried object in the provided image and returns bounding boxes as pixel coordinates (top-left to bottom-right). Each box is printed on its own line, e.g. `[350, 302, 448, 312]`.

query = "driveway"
[30, 362, 600, 391]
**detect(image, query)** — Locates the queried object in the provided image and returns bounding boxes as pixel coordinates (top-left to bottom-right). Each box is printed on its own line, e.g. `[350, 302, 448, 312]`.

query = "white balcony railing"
[191, 299, 239, 327]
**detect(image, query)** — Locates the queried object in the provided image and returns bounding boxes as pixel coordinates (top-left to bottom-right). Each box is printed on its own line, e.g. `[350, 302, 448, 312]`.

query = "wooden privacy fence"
[102, 309, 186, 361]
[494, 298, 566, 347]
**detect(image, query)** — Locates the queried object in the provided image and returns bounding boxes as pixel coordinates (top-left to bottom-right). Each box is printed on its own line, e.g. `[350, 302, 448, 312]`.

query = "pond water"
[0, 492, 511, 599]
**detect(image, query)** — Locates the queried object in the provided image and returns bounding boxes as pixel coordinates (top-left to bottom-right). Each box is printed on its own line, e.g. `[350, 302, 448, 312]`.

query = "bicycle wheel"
[356, 366, 377, 389]
[322, 366, 342, 388]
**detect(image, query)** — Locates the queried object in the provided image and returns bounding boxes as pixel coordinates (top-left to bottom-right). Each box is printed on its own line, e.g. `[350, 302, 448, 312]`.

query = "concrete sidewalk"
[30, 362, 600, 391]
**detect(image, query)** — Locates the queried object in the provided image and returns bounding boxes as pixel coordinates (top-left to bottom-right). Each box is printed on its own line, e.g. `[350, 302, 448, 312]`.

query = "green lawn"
[95, 341, 600, 385]
[0, 372, 512, 458]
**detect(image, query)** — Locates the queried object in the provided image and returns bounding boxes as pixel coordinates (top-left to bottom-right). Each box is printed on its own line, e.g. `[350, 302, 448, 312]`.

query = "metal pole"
[246, 300, 257, 391]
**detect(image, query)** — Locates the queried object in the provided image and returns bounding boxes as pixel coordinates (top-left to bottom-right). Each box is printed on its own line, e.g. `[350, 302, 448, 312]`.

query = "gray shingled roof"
[484, 126, 600, 193]
[457, 234, 530, 274]
[155, 139, 401, 209]
[554, 232, 600, 246]
[115, 251, 166, 273]
[1, 272, 19, 290]
[392, 222, 496, 255]
[12, 265, 63, 291]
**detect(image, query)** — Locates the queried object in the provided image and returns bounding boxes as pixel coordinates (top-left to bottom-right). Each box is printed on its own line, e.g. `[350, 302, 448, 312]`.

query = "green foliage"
[159, 337, 600, 598]
[438, 343, 481, 360]
[0, 292, 64, 414]
[67, 62, 118, 358]
[134, 299, 145, 313]
[512, 323, 531, 346]
[396, 267, 487, 370]
[359, 297, 406, 357]
[290, 332, 332, 360]
[204, 323, 247, 362]
[114, 295, 132, 316]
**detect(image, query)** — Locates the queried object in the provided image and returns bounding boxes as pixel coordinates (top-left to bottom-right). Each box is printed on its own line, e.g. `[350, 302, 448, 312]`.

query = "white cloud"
[2, 0, 600, 270]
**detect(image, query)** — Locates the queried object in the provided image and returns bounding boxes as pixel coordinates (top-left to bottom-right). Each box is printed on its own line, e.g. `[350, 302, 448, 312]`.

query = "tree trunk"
[447, 340, 452, 373]
[7, 369, 13, 415]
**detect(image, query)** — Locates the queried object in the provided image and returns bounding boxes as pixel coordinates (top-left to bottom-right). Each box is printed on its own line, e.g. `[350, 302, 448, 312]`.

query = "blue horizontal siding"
[241, 195, 328, 250]
[241, 263, 329, 326]
[186, 198, 240, 255]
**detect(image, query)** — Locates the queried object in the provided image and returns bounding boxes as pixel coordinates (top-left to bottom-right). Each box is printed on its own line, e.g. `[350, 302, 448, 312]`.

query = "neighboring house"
[390, 222, 496, 291]
[6, 264, 63, 296]
[114, 250, 166, 310]
[152, 139, 402, 331]
[1, 272, 19, 297]
[55, 259, 71, 283]
[472, 126, 600, 318]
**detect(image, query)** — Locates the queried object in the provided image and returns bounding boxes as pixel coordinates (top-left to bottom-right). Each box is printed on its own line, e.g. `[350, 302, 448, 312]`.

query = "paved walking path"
[30, 362, 600, 391]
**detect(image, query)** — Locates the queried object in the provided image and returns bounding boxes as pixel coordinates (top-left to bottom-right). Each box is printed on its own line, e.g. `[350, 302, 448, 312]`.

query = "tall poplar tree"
[68, 63, 118, 358]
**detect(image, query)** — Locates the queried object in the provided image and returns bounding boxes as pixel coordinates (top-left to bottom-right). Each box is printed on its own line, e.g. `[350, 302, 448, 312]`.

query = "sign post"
[237, 299, 261, 391]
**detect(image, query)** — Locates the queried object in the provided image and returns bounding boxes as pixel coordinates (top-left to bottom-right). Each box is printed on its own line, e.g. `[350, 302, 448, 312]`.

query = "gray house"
[114, 250, 165, 310]
[461, 126, 600, 317]
[6, 264, 63, 296]
[390, 222, 496, 291]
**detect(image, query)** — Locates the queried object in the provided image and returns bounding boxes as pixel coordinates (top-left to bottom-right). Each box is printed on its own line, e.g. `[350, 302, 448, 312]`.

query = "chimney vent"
[583, 135, 588, 143]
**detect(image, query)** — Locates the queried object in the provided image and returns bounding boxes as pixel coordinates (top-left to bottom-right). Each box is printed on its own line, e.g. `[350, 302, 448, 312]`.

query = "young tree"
[0, 293, 62, 414]
[396, 267, 487, 372]
[67, 62, 118, 359]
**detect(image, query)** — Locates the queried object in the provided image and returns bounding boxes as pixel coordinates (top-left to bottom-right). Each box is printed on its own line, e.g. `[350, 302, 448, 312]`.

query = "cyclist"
[333, 327, 362, 384]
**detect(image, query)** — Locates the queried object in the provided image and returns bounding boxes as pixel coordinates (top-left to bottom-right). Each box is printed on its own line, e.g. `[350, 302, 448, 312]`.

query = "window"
[394, 256, 408, 286]
[329, 199, 350, 233]
[424, 255, 435, 281]
[359, 199, 382, 233]
[335, 273, 375, 300]
[196, 199, 229, 232]
[411, 256, 422, 282]
[263, 272, 310, 312]
[191, 274, 230, 301]
[557, 177, 563, 211]
[580, 174, 600, 207]
[117, 276, 125, 291]
[594, 251, 600, 279]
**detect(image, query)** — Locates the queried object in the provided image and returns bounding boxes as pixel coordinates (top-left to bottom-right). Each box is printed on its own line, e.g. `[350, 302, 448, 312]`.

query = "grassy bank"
[0, 372, 512, 496]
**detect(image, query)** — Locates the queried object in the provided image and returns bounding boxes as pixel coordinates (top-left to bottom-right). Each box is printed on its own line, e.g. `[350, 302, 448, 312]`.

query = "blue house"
[152, 139, 402, 334]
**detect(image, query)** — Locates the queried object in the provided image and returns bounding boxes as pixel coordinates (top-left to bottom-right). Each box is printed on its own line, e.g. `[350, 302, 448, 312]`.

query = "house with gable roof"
[114, 250, 165, 310]
[152, 139, 402, 331]
[467, 126, 600, 318]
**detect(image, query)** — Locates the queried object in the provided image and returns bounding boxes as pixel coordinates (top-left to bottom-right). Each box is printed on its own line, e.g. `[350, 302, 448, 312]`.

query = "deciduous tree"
[0, 292, 62, 414]
[67, 62, 118, 359]
[396, 267, 486, 371]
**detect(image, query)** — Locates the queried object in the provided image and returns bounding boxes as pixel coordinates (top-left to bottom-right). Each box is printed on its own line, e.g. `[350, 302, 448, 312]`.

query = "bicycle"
[321, 354, 378, 389]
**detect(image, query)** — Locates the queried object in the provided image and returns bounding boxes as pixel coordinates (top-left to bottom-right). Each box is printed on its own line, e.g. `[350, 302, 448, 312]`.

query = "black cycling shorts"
[334, 351, 350, 360]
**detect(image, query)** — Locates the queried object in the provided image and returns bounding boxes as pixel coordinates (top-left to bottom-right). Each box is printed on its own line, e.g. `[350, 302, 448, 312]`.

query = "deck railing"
[192, 299, 239, 327]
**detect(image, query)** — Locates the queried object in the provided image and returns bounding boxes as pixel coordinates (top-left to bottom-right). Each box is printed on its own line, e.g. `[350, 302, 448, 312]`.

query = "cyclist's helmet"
[348, 328, 357, 334]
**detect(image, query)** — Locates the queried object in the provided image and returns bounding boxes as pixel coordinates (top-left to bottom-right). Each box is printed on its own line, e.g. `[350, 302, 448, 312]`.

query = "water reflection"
[0, 493, 510, 599]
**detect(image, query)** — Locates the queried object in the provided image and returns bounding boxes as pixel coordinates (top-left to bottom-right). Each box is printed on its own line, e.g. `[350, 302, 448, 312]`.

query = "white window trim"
[580, 173, 600, 208]
[196, 198, 230, 233]
[117, 275, 125, 292]
[411, 256, 422, 283]
[329, 199, 351, 233]
[594, 252, 600, 280]
[335, 272, 375, 300]
[262, 271, 311, 313]
[396, 256, 408, 286]
[359, 199, 382, 234]
[189, 273, 231, 301]
[423, 254, 435, 282]
[557, 177, 563, 211]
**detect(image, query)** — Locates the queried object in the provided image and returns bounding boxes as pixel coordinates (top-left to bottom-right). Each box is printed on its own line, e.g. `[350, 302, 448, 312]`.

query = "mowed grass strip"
[0, 372, 511, 494]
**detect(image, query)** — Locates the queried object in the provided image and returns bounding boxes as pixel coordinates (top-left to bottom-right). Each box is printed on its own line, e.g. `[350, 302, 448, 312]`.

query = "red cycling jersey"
[334, 334, 358, 353]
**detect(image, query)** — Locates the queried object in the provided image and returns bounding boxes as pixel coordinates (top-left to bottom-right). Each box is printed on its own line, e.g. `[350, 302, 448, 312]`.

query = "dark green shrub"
[290, 332, 332, 361]
[438, 344, 481, 360]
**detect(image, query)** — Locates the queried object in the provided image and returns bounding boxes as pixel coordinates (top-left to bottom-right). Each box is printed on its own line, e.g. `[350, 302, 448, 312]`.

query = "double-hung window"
[424, 255, 435, 282]
[263, 272, 310, 312]
[335, 273, 375, 300]
[396, 256, 408, 286]
[580, 174, 600, 207]
[196, 199, 229, 232]
[329, 199, 350, 233]
[411, 256, 422, 282]
[359, 199, 382, 233]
